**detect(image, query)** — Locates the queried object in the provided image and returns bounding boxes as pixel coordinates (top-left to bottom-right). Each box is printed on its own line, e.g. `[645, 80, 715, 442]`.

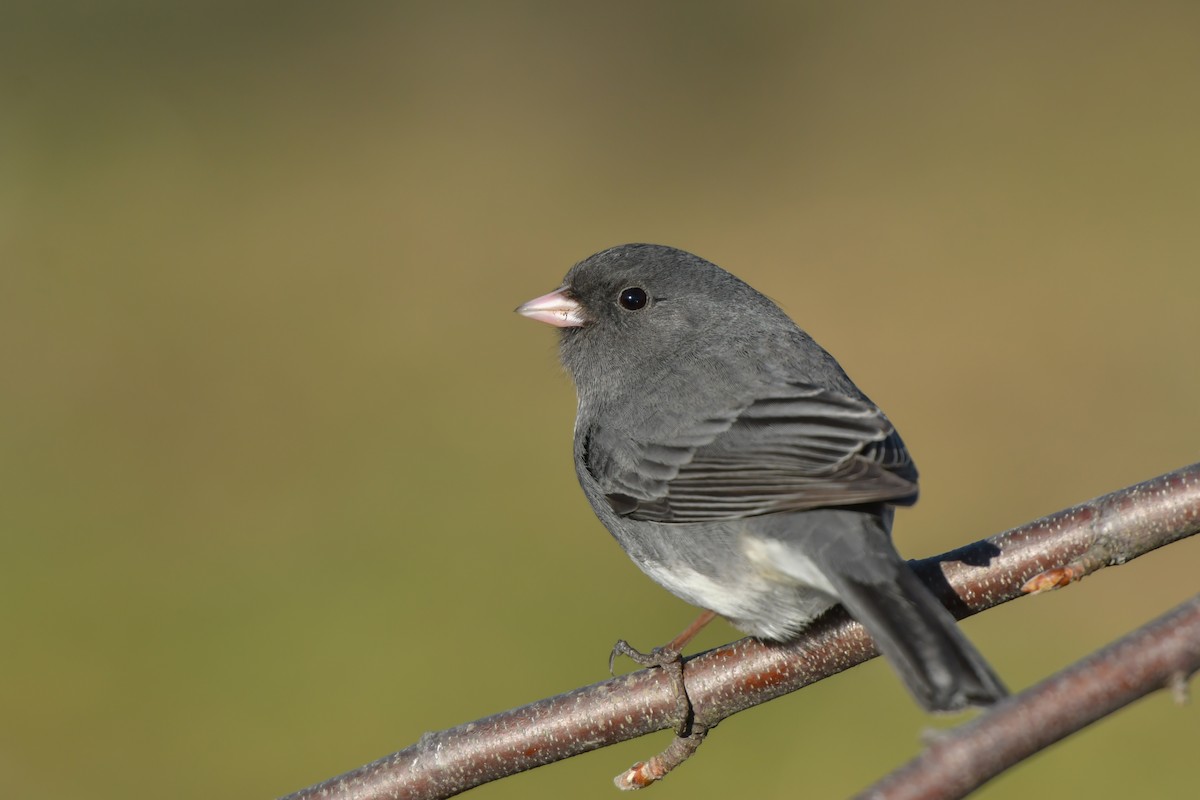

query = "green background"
[3, 2, 1198, 798]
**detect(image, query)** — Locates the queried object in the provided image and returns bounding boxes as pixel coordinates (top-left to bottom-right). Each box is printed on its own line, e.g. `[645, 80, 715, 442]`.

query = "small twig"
[613, 725, 709, 791]
[279, 463, 1200, 800]
[854, 594, 1200, 800]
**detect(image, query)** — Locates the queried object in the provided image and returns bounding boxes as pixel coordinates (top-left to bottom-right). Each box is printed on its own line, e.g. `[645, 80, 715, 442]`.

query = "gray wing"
[581, 384, 918, 523]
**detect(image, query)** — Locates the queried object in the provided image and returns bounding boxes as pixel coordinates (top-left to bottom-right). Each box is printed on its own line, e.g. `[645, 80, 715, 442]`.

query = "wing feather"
[583, 383, 918, 523]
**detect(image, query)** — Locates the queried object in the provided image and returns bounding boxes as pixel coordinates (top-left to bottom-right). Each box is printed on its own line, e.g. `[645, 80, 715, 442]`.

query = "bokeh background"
[3, 2, 1198, 798]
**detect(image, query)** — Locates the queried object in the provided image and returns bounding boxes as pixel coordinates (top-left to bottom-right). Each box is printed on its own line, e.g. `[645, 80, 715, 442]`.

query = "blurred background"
[2, 2, 1198, 798]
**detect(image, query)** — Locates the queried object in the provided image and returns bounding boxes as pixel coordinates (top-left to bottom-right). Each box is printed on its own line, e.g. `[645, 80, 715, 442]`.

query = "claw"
[608, 639, 631, 676]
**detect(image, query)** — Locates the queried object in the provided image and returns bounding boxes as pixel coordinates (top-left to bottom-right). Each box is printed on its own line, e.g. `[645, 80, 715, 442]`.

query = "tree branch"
[854, 593, 1200, 800]
[280, 463, 1200, 800]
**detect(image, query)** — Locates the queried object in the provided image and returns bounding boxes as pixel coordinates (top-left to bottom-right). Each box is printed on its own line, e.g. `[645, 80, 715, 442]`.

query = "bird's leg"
[666, 609, 718, 652]
[609, 610, 717, 736]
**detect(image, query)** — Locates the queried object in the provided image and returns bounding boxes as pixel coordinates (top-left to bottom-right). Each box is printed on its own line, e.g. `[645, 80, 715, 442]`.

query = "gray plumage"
[519, 243, 1006, 712]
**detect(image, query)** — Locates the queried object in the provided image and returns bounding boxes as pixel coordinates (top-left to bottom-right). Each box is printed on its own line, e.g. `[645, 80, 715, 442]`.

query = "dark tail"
[793, 507, 1008, 712]
[830, 564, 1007, 711]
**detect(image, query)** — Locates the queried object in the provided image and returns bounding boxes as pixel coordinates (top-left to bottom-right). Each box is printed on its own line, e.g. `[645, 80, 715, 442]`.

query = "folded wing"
[585, 384, 918, 522]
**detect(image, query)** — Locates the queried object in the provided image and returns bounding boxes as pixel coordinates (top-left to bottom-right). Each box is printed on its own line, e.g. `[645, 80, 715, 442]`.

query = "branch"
[280, 463, 1200, 800]
[853, 594, 1200, 800]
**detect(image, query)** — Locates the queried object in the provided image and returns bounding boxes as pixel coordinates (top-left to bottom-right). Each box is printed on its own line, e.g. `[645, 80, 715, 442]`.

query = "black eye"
[618, 287, 648, 310]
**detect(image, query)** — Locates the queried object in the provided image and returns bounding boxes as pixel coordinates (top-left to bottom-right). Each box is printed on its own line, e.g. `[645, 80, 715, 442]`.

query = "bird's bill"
[515, 288, 587, 328]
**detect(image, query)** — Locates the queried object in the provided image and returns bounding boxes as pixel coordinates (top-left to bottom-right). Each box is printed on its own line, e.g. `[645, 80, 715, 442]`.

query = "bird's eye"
[618, 287, 648, 311]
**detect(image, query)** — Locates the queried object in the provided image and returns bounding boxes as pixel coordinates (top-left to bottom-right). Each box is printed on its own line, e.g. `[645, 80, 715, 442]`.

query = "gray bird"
[517, 243, 1006, 712]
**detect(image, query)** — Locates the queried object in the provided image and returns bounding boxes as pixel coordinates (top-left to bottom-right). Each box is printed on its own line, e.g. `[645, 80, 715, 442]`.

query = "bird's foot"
[610, 639, 693, 737]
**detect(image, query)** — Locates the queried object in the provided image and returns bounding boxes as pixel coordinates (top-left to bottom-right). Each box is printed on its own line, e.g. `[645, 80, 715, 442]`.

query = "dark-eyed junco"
[517, 243, 1006, 712]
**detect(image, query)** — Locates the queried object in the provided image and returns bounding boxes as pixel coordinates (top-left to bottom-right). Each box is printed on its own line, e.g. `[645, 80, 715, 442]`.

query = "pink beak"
[515, 288, 588, 328]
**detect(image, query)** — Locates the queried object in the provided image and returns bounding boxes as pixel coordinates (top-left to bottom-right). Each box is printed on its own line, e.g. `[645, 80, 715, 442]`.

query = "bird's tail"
[770, 506, 1008, 712]
[827, 561, 1008, 712]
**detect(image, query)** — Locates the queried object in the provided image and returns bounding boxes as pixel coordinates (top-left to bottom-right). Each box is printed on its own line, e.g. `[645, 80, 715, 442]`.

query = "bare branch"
[854, 594, 1200, 800]
[280, 463, 1200, 800]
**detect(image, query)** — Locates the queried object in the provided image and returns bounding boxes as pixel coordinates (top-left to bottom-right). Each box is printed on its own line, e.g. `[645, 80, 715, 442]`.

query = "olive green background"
[3, 3, 1198, 798]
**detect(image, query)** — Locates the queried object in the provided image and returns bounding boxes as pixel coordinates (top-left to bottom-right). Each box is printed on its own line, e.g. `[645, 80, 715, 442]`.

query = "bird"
[516, 243, 1007, 713]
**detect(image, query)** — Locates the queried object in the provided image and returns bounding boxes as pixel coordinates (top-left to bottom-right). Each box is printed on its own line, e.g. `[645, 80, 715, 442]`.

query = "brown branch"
[854, 594, 1200, 800]
[279, 463, 1200, 800]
